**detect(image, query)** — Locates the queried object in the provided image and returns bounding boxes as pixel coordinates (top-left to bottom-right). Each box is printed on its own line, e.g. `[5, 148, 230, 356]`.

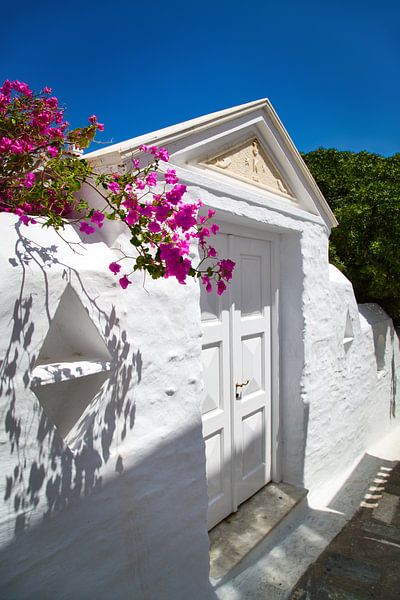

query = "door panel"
[200, 234, 232, 529]
[201, 233, 272, 529]
[232, 236, 272, 508]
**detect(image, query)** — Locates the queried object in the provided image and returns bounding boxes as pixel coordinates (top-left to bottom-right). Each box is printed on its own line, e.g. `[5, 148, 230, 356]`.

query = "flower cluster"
[0, 80, 101, 228]
[0, 80, 235, 294]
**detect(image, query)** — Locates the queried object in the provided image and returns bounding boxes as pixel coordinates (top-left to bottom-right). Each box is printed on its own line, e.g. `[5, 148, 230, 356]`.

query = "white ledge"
[30, 360, 112, 387]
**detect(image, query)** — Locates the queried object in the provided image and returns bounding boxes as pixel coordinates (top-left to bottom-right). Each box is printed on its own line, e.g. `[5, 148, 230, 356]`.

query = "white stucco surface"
[0, 101, 398, 599]
[0, 214, 213, 599]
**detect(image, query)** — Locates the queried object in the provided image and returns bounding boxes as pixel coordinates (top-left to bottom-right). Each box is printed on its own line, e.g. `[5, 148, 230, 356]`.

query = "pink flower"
[0, 136, 12, 152]
[208, 246, 217, 257]
[208, 209, 216, 218]
[132, 158, 140, 169]
[136, 178, 145, 190]
[107, 181, 120, 194]
[218, 259, 235, 281]
[122, 197, 135, 210]
[10, 140, 26, 154]
[125, 210, 139, 226]
[150, 145, 159, 155]
[173, 204, 197, 231]
[160, 243, 191, 284]
[42, 86, 52, 94]
[109, 262, 121, 275]
[211, 223, 219, 235]
[0, 93, 10, 112]
[34, 110, 52, 127]
[1, 80, 12, 95]
[80, 221, 96, 235]
[140, 205, 152, 217]
[165, 184, 187, 205]
[202, 276, 213, 294]
[158, 147, 169, 161]
[146, 172, 157, 187]
[46, 97, 58, 109]
[49, 127, 63, 139]
[88, 114, 103, 130]
[17, 210, 36, 226]
[139, 144, 148, 153]
[47, 145, 59, 157]
[217, 280, 226, 296]
[198, 227, 210, 242]
[165, 169, 178, 185]
[119, 275, 132, 289]
[154, 204, 170, 222]
[11, 80, 32, 96]
[90, 210, 105, 227]
[24, 173, 36, 188]
[19, 214, 30, 225]
[148, 221, 161, 233]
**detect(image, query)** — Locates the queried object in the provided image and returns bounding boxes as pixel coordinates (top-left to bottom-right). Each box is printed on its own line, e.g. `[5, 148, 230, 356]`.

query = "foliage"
[303, 148, 400, 323]
[0, 80, 234, 294]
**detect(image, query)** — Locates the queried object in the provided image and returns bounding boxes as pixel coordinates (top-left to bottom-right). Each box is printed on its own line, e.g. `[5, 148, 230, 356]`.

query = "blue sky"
[2, 0, 399, 156]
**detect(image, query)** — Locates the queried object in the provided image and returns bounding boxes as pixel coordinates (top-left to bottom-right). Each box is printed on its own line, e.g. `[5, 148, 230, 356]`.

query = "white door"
[201, 233, 273, 530]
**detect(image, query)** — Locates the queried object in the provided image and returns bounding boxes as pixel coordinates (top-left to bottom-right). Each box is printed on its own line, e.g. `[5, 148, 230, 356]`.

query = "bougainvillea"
[0, 80, 234, 293]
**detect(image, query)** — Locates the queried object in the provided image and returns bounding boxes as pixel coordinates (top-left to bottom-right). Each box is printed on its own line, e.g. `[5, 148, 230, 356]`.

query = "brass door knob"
[235, 380, 249, 398]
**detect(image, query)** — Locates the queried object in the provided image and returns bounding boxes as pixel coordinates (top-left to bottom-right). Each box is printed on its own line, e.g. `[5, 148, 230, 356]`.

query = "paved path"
[288, 462, 400, 600]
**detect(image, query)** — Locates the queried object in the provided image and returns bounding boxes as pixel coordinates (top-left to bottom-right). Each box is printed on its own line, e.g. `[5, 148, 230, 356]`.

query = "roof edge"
[84, 98, 268, 160]
[263, 100, 338, 228]
[84, 98, 338, 229]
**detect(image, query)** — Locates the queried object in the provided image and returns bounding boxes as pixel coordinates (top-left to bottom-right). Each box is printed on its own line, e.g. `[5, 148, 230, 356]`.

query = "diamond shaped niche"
[343, 310, 354, 353]
[30, 284, 112, 446]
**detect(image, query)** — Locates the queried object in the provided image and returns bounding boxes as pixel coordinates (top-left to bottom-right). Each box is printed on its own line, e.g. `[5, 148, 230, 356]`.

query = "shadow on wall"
[1, 223, 141, 537]
[359, 303, 397, 419]
[0, 423, 214, 599]
[0, 223, 214, 599]
[279, 230, 309, 488]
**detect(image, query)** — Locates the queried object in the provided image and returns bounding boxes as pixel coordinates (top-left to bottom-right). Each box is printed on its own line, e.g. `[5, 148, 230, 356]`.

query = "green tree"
[303, 148, 400, 324]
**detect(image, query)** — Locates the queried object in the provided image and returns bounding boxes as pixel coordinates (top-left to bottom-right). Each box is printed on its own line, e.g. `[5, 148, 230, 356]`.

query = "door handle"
[235, 380, 249, 399]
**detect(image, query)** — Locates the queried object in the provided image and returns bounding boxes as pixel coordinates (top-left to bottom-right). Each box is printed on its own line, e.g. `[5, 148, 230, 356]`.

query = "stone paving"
[288, 462, 400, 600]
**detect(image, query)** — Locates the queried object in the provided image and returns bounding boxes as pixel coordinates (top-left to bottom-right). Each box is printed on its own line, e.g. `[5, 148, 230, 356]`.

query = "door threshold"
[209, 482, 308, 581]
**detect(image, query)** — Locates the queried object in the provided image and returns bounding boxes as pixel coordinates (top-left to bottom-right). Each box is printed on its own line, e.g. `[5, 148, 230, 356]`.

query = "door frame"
[217, 220, 282, 487]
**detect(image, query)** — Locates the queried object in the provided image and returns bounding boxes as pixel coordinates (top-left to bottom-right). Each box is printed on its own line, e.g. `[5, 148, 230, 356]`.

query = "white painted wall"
[0, 103, 399, 599]
[182, 180, 400, 500]
[300, 261, 399, 495]
[0, 213, 213, 599]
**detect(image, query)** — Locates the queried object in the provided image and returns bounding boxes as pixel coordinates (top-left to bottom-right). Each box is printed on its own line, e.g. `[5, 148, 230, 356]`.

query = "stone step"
[209, 482, 308, 580]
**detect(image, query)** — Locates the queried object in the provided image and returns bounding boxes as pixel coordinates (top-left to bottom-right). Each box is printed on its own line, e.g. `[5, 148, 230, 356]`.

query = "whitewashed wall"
[182, 182, 399, 499]
[0, 151, 399, 598]
[0, 213, 213, 599]
[300, 262, 399, 494]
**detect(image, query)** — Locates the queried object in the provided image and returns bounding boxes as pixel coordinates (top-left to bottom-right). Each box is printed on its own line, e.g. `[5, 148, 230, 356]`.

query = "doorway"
[201, 230, 276, 529]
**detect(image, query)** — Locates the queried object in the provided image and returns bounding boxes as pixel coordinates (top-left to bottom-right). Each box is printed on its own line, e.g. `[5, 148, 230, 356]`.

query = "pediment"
[85, 98, 337, 228]
[201, 138, 294, 199]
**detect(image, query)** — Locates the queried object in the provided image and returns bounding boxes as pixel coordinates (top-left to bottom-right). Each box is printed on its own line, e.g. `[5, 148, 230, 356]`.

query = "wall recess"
[30, 284, 112, 447]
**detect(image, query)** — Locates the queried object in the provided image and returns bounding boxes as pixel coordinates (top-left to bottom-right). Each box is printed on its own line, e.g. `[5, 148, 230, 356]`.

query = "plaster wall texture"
[0, 100, 399, 599]
[300, 255, 399, 494]
[183, 179, 399, 498]
[0, 213, 213, 600]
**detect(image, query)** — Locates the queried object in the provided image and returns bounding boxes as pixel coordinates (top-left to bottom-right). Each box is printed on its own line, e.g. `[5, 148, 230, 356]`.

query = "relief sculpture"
[204, 138, 294, 198]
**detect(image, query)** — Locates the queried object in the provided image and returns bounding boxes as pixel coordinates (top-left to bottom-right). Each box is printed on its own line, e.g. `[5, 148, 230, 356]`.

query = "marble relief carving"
[204, 138, 294, 197]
